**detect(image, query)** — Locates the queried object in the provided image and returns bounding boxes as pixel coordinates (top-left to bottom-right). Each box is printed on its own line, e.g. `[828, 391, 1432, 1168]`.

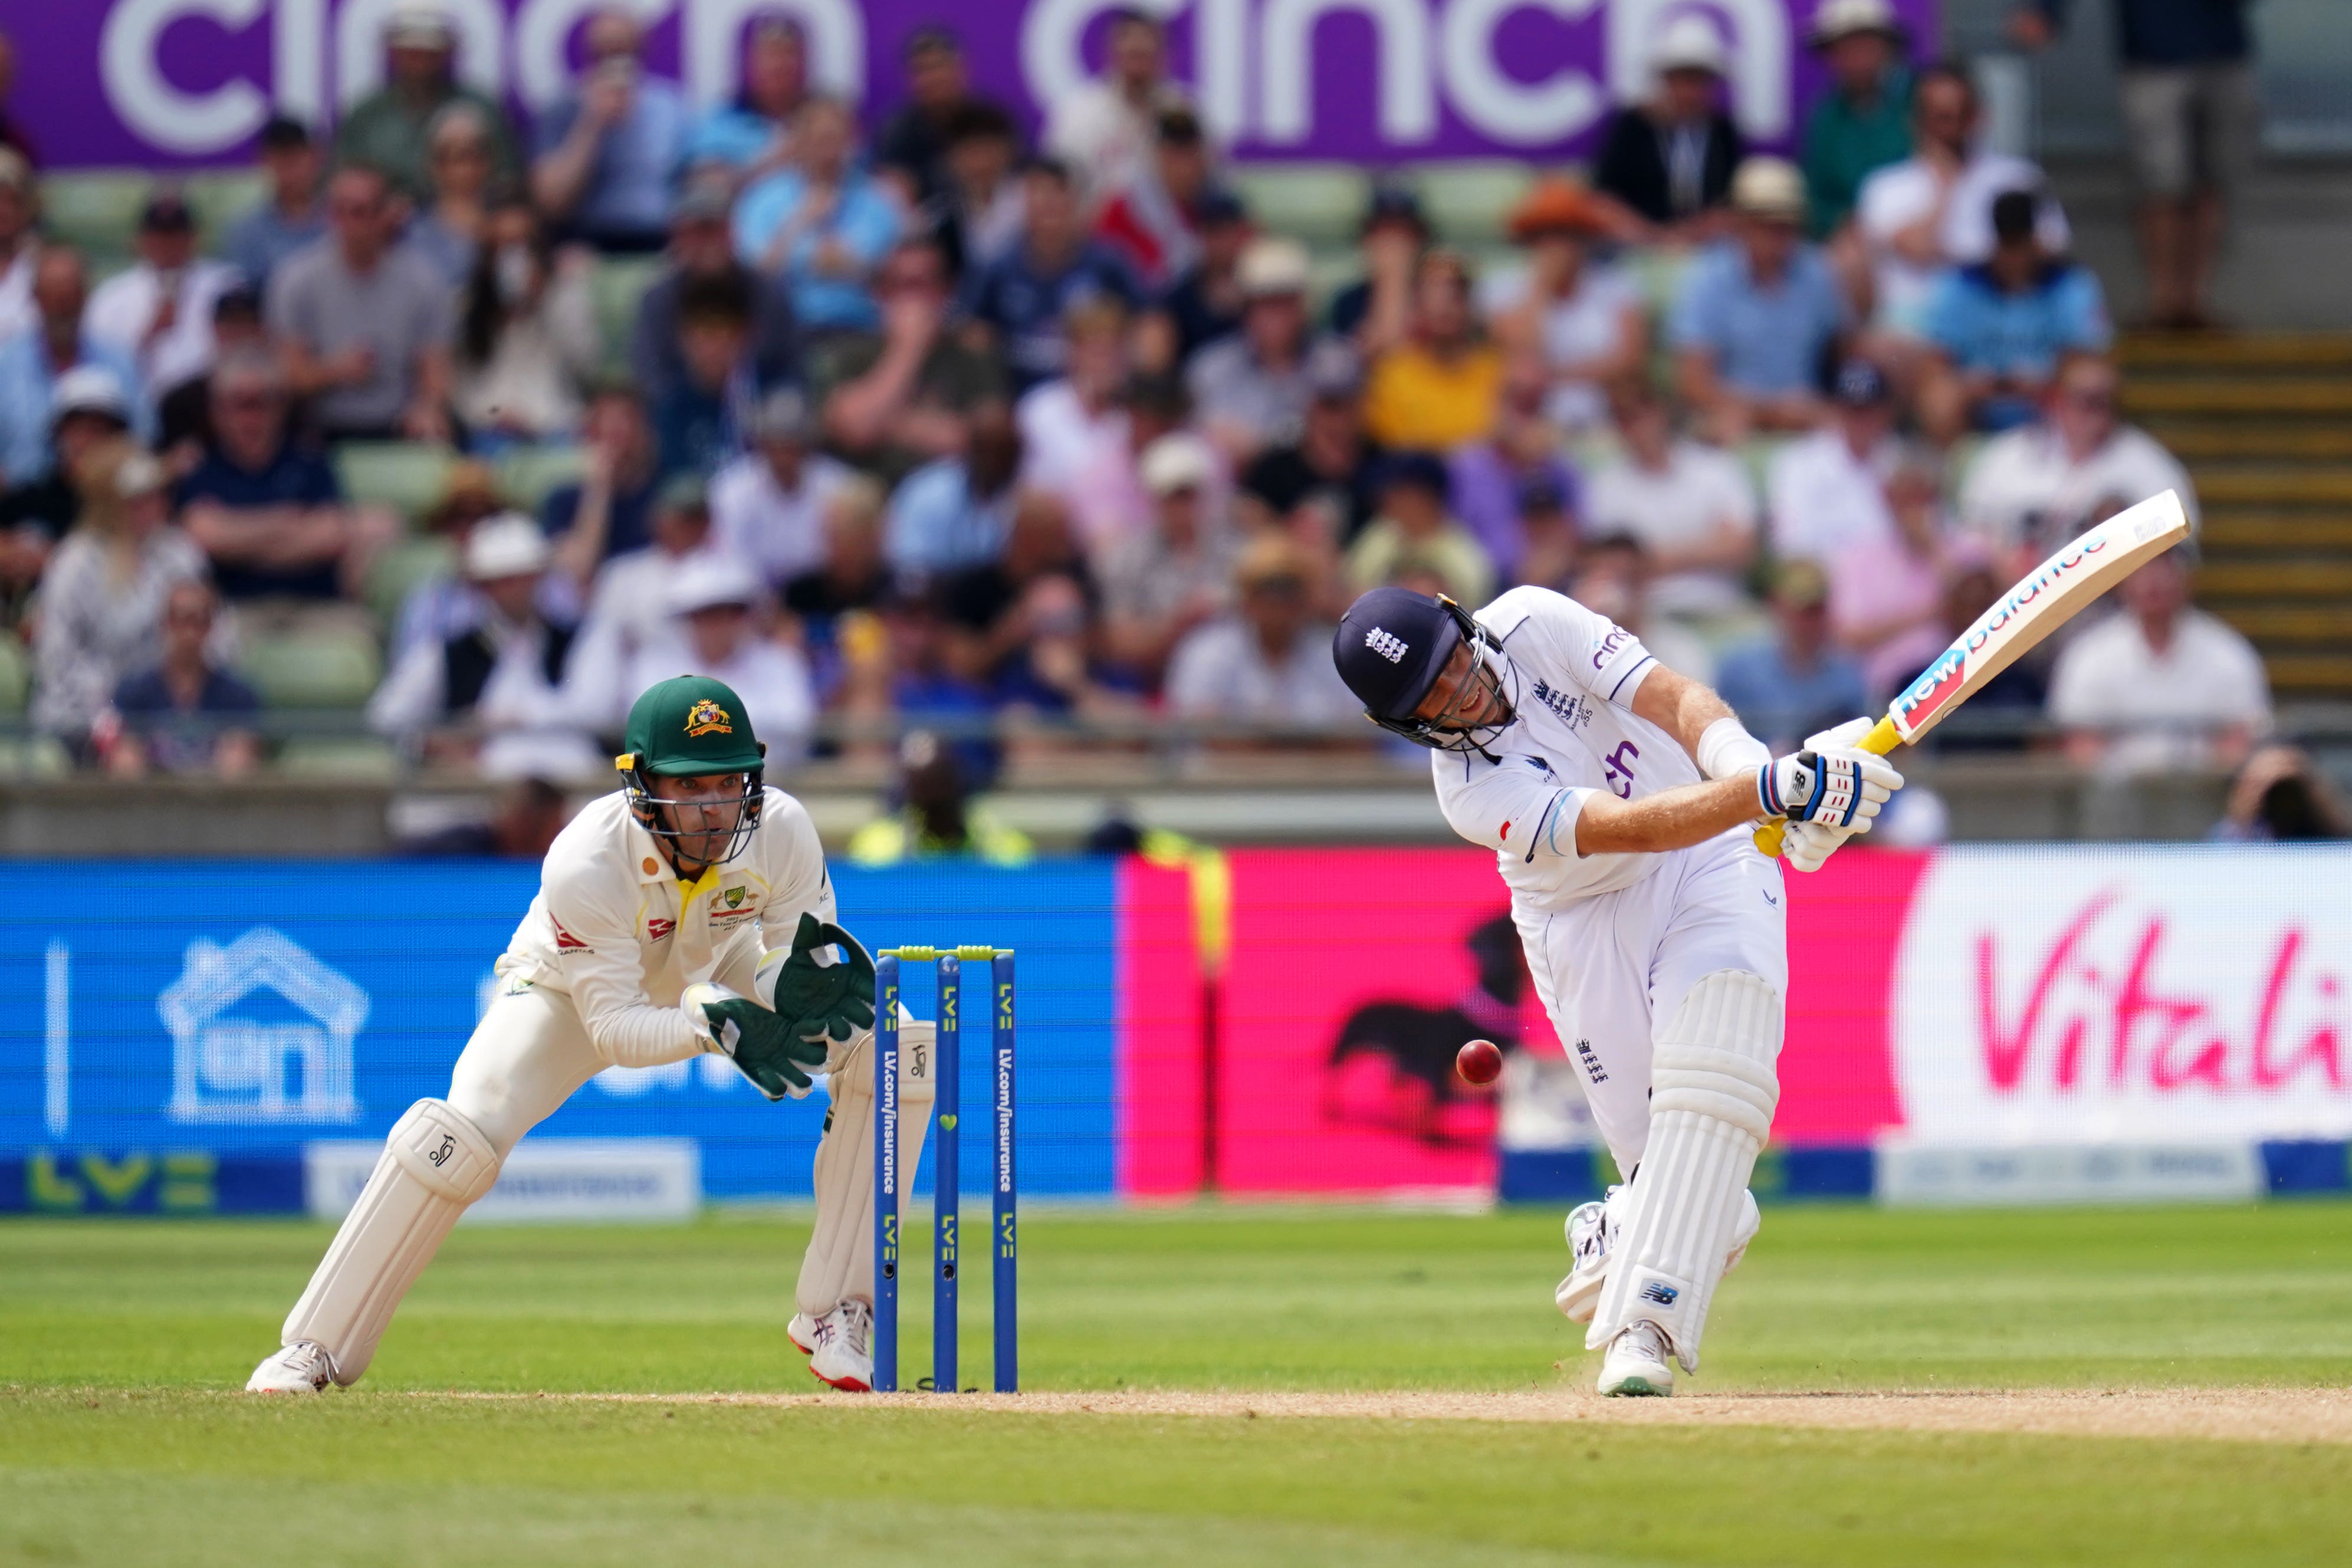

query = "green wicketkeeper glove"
[685, 985, 829, 1102]
[764, 912, 878, 1047]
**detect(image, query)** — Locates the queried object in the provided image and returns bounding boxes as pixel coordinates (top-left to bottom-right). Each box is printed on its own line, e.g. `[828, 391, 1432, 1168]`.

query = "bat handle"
[1750, 716, 1904, 859]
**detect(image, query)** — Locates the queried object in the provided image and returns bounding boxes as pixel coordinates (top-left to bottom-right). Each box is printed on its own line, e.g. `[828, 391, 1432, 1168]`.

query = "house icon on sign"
[161, 928, 369, 1124]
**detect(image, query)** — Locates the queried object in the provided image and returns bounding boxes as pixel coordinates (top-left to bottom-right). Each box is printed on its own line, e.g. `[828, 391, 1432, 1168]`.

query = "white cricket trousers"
[1516, 827, 1788, 1172]
[444, 983, 616, 1160]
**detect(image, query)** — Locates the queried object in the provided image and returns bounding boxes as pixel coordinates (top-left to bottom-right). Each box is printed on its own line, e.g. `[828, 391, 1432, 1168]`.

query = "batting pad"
[796, 1011, 935, 1317]
[281, 1098, 502, 1385]
[1586, 969, 1782, 1372]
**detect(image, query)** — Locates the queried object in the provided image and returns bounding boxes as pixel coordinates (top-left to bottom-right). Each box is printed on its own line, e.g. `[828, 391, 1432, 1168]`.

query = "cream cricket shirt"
[497, 787, 836, 1066]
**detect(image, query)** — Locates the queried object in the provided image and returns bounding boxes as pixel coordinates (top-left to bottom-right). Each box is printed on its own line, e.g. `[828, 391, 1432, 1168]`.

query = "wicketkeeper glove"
[765, 912, 878, 1047]
[683, 982, 829, 1102]
[1756, 732, 1903, 829]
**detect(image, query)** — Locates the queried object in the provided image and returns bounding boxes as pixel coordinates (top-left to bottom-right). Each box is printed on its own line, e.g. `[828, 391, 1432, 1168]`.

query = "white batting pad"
[796, 1011, 935, 1317]
[281, 1098, 502, 1385]
[1586, 969, 1782, 1372]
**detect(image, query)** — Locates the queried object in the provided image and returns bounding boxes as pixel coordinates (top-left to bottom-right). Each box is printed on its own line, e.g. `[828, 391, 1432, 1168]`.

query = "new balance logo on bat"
[1365, 628, 1408, 663]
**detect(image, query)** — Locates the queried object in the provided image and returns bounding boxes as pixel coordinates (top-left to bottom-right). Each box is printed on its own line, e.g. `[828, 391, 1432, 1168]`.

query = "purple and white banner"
[19, 0, 1936, 170]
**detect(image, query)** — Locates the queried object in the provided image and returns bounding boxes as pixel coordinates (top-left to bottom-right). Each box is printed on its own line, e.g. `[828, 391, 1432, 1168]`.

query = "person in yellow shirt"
[1362, 249, 1503, 451]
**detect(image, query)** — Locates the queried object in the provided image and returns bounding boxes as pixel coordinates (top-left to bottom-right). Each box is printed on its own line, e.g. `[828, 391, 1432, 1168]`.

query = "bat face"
[1887, 489, 2190, 744]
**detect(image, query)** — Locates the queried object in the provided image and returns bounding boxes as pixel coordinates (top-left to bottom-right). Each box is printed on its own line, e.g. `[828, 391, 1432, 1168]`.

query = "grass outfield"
[4, 1204, 2350, 1566]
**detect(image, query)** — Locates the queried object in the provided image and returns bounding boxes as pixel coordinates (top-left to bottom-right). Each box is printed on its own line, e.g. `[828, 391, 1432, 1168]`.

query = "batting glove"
[1758, 744, 1903, 828]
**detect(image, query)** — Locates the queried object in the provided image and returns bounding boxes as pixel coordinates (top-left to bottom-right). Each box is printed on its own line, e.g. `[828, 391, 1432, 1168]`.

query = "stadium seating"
[334, 442, 459, 524]
[242, 623, 383, 711]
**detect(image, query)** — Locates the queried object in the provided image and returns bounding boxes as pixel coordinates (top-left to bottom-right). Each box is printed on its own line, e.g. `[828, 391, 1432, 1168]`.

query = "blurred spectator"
[1509, 472, 1582, 594]
[683, 18, 808, 179]
[268, 164, 453, 443]
[224, 117, 326, 290]
[1189, 238, 1319, 461]
[811, 234, 1003, 484]
[0, 29, 29, 167]
[1483, 179, 1647, 431]
[100, 579, 262, 780]
[631, 183, 798, 406]
[1100, 432, 1235, 681]
[958, 157, 1144, 395]
[1959, 353, 2196, 570]
[179, 348, 396, 603]
[0, 147, 31, 344]
[1801, 0, 1914, 239]
[1767, 359, 1900, 563]
[1043, 8, 1192, 208]
[1897, 555, 2046, 751]
[712, 387, 853, 586]
[1346, 451, 1494, 606]
[400, 776, 574, 857]
[733, 96, 901, 333]
[1591, 15, 1745, 241]
[1919, 190, 2111, 442]
[157, 285, 265, 464]
[1713, 560, 1872, 751]
[1018, 297, 1131, 498]
[1568, 532, 1717, 686]
[336, 3, 517, 204]
[1151, 189, 1252, 367]
[620, 555, 814, 761]
[407, 101, 502, 287]
[84, 192, 241, 406]
[1585, 380, 1758, 631]
[1063, 370, 1193, 560]
[847, 729, 1033, 865]
[781, 475, 892, 645]
[1364, 249, 1500, 451]
[935, 103, 1027, 277]
[1855, 64, 2070, 343]
[390, 459, 562, 658]
[2212, 746, 2349, 843]
[564, 473, 735, 708]
[1329, 183, 1430, 347]
[2012, 1, 2254, 330]
[1095, 107, 1216, 287]
[1828, 450, 1967, 699]
[452, 200, 599, 446]
[2048, 545, 2268, 774]
[372, 513, 599, 777]
[544, 383, 661, 573]
[874, 27, 977, 208]
[886, 399, 1023, 580]
[531, 9, 690, 254]
[1671, 157, 1845, 441]
[1240, 344, 1384, 546]
[1447, 349, 1579, 587]
[32, 441, 207, 745]
[937, 491, 1110, 711]
[651, 271, 762, 482]
[0, 251, 152, 485]
[0, 368, 134, 594]
[1168, 535, 1359, 731]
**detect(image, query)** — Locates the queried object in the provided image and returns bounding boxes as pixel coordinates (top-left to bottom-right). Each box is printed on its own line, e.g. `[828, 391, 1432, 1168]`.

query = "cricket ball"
[1455, 1038, 1504, 1087]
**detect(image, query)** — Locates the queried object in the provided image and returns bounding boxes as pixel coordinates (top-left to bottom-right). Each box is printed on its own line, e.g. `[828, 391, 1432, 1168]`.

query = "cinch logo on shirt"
[1365, 628, 1408, 663]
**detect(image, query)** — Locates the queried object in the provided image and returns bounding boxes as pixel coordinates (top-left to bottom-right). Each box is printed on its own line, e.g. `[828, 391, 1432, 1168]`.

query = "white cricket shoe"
[1555, 1186, 1762, 1323]
[246, 1341, 334, 1394]
[1597, 1321, 1675, 1397]
[787, 1311, 820, 1356]
[807, 1299, 875, 1392]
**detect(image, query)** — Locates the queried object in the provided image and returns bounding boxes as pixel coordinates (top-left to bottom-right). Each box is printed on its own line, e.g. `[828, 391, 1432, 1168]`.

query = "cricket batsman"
[248, 675, 928, 1395]
[1332, 587, 1901, 1395]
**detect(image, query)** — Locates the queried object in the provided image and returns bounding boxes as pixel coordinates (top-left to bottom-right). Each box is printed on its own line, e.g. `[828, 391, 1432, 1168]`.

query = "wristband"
[1697, 716, 1771, 782]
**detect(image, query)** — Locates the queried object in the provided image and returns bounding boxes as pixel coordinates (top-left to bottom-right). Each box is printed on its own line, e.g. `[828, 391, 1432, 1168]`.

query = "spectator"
[371, 512, 600, 777]
[530, 8, 691, 254]
[1766, 358, 1901, 563]
[846, 729, 1033, 866]
[1043, 8, 1192, 209]
[958, 157, 1144, 395]
[1168, 534, 1361, 733]
[1960, 353, 2196, 570]
[1329, 183, 1430, 349]
[1591, 15, 1745, 241]
[1151, 188, 1252, 368]
[934, 102, 1027, 278]
[32, 441, 207, 747]
[1800, 0, 1915, 239]
[224, 117, 326, 290]
[84, 192, 241, 407]
[712, 387, 853, 586]
[564, 472, 735, 707]
[885, 399, 1023, 581]
[782, 474, 893, 653]
[1713, 560, 1873, 752]
[544, 382, 661, 573]
[1671, 157, 1846, 441]
[1188, 238, 1320, 461]
[268, 164, 453, 443]
[1017, 297, 1132, 499]
[1095, 107, 1216, 287]
[682, 18, 808, 179]
[406, 100, 502, 288]
[873, 26, 977, 207]
[811, 234, 1003, 484]
[650, 272, 763, 484]
[1062, 370, 1193, 561]
[1363, 249, 1502, 451]
[619, 555, 814, 761]
[2211, 747, 2350, 843]
[1240, 343, 1385, 547]
[1509, 472, 1582, 594]
[390, 459, 566, 658]
[0, 367, 130, 612]
[1447, 348, 1580, 587]
[732, 96, 901, 334]
[100, 579, 262, 780]
[178, 349, 396, 603]
[1855, 64, 2070, 343]
[452, 200, 601, 446]
[1919, 189, 2111, 442]
[1483, 179, 1648, 432]
[0, 147, 32, 344]
[157, 285, 267, 465]
[1567, 532, 1717, 686]
[2048, 545, 2268, 774]
[630, 183, 798, 405]
[937, 491, 1109, 710]
[1827, 450, 1967, 700]
[1582, 380, 1758, 635]
[1100, 432, 1236, 682]
[1345, 451, 1494, 606]
[0, 249, 151, 485]
[336, 3, 517, 203]
[399, 775, 574, 857]
[0, 29, 30, 167]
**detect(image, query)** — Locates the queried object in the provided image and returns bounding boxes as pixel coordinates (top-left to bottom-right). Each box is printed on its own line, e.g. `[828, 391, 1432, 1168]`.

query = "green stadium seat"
[496, 443, 586, 511]
[0, 633, 29, 714]
[590, 255, 665, 363]
[334, 442, 458, 523]
[362, 535, 458, 626]
[183, 171, 267, 245]
[1412, 162, 1535, 245]
[0, 735, 71, 780]
[242, 626, 383, 709]
[275, 737, 402, 781]
[40, 170, 152, 257]
[1227, 165, 1369, 248]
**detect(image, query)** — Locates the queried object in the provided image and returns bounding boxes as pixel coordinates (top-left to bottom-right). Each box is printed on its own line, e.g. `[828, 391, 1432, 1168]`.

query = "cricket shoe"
[1555, 1186, 1763, 1324]
[807, 1299, 875, 1392]
[246, 1340, 335, 1394]
[787, 1312, 819, 1357]
[1597, 1321, 1675, 1398]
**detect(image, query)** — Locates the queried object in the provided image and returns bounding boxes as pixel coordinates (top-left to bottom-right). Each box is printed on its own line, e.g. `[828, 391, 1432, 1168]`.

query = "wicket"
[872, 945, 1017, 1393]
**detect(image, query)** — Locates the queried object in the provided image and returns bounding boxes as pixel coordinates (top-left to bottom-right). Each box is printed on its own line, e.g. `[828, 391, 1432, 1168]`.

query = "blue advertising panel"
[0, 859, 1118, 1204]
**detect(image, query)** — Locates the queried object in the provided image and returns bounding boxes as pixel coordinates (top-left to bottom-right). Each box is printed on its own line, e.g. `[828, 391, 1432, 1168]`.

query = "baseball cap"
[212, 283, 264, 323]
[655, 472, 711, 515]
[667, 554, 765, 615]
[1653, 14, 1729, 76]
[748, 386, 814, 443]
[1306, 339, 1364, 402]
[464, 513, 552, 580]
[1195, 187, 1249, 228]
[1832, 359, 1892, 407]
[1811, 0, 1906, 47]
[140, 192, 195, 234]
[257, 116, 313, 152]
[1237, 236, 1311, 298]
[1332, 587, 1464, 723]
[1730, 157, 1808, 221]
[385, 2, 456, 46]
[1139, 432, 1215, 498]
[1359, 182, 1429, 238]
[50, 366, 133, 429]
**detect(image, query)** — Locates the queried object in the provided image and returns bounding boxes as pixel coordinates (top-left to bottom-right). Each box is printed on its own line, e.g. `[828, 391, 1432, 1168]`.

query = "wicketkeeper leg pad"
[281, 1098, 502, 1385]
[1585, 969, 1782, 1372]
[796, 1012, 935, 1318]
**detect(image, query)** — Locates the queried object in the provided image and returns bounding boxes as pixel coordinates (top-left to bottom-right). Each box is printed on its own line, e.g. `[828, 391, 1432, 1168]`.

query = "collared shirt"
[1668, 241, 1848, 397]
[534, 77, 692, 241]
[731, 169, 901, 331]
[710, 450, 855, 585]
[2048, 608, 2270, 773]
[0, 330, 152, 485]
[176, 437, 346, 600]
[1766, 428, 1899, 563]
[264, 238, 454, 432]
[883, 459, 1017, 580]
[1958, 421, 2199, 560]
[224, 201, 327, 291]
[1165, 617, 1361, 728]
[1801, 69, 1914, 237]
[1586, 439, 1758, 616]
[1713, 636, 1873, 755]
[1925, 260, 2111, 383]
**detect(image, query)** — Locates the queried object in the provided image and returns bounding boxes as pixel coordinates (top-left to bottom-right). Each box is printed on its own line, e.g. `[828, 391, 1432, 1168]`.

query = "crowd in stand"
[0, 0, 2277, 794]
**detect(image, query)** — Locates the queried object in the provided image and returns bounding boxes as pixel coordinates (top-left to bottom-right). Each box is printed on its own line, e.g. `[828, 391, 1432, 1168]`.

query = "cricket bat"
[1755, 487, 2191, 857]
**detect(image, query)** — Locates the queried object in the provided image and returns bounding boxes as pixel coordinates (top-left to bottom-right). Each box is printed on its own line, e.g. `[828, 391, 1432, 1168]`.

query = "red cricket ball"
[1456, 1038, 1504, 1086]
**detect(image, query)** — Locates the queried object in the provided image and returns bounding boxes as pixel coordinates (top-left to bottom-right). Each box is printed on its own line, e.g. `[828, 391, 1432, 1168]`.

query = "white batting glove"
[1757, 742, 1903, 828]
[1781, 819, 1850, 873]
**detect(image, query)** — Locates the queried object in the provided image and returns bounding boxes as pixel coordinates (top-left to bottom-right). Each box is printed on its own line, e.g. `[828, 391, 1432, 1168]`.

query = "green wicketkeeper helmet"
[615, 675, 768, 862]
